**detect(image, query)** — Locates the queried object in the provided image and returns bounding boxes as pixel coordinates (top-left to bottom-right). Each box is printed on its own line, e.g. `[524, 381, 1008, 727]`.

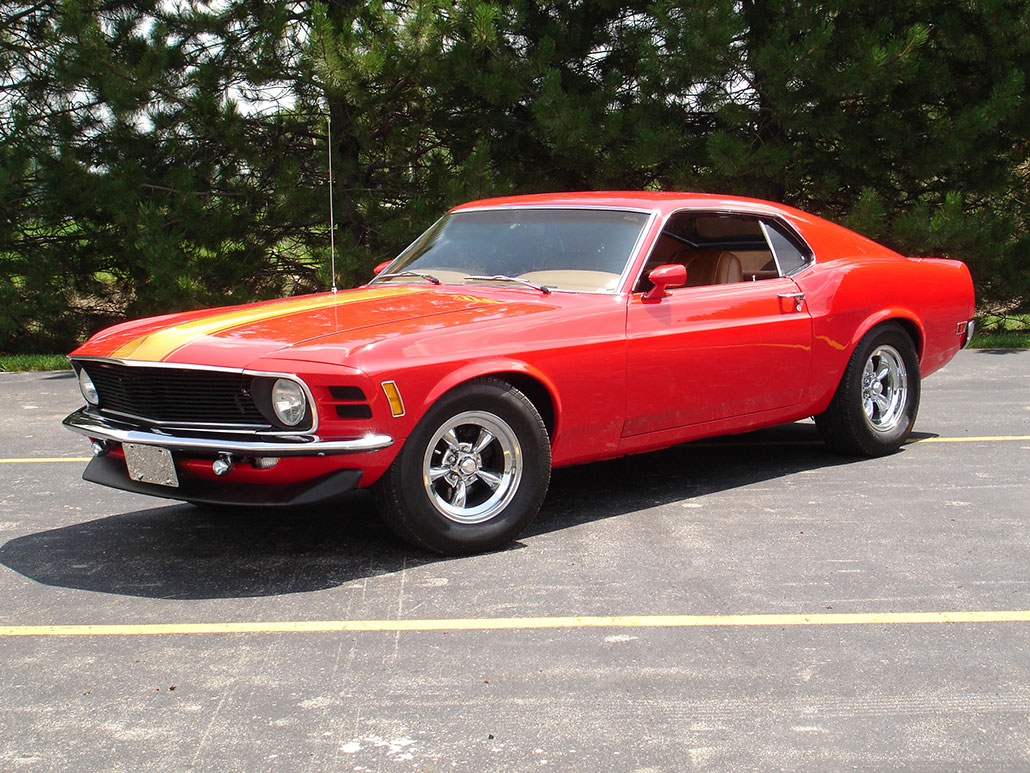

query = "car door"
[622, 214, 813, 437]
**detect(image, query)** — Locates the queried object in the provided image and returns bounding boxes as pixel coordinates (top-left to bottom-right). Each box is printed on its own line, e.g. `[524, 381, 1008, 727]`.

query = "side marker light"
[381, 381, 405, 417]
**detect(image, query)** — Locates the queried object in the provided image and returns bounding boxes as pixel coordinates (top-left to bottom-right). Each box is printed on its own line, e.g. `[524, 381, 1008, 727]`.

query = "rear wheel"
[815, 323, 921, 457]
[373, 378, 551, 554]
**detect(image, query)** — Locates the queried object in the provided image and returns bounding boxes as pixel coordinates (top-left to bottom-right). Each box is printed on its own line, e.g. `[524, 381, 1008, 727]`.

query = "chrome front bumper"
[63, 408, 394, 456]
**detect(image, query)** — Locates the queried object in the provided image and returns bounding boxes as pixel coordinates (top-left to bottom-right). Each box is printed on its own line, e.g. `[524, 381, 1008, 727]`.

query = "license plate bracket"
[123, 443, 179, 488]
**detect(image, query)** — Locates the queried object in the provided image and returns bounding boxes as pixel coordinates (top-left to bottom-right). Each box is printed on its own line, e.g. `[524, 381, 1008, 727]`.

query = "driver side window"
[635, 213, 811, 292]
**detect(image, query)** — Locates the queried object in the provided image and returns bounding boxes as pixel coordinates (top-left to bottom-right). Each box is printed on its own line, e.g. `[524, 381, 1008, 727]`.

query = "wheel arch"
[815, 313, 922, 457]
[809, 311, 926, 416]
[419, 362, 560, 444]
[849, 310, 925, 364]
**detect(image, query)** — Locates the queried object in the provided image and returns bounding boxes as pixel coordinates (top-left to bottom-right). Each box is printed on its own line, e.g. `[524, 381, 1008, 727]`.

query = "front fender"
[418, 359, 564, 443]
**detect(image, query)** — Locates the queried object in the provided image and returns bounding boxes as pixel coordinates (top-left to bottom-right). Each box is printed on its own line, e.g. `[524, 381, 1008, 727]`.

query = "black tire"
[372, 378, 551, 555]
[815, 322, 921, 457]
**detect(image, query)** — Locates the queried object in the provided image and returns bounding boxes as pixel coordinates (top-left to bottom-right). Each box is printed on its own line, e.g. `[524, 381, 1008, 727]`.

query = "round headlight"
[78, 368, 99, 405]
[271, 379, 307, 426]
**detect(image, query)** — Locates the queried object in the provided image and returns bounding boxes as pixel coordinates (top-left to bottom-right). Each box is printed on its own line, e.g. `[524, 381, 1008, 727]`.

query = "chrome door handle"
[778, 292, 805, 312]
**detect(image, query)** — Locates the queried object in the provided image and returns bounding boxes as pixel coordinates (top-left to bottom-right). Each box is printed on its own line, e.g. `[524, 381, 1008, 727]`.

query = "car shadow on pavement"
[529, 421, 903, 537]
[0, 422, 930, 600]
[0, 490, 427, 600]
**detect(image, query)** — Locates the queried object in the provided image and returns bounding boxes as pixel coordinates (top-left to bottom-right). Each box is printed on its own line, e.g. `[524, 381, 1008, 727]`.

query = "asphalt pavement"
[0, 349, 1028, 770]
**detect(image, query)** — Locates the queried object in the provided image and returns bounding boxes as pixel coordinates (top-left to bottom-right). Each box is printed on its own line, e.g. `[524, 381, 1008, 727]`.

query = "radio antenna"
[327, 112, 337, 293]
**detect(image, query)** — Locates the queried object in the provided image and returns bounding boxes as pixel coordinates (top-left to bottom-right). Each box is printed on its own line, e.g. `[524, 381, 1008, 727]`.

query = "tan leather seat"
[635, 245, 693, 292]
[713, 251, 743, 284]
[636, 247, 743, 292]
[684, 250, 743, 286]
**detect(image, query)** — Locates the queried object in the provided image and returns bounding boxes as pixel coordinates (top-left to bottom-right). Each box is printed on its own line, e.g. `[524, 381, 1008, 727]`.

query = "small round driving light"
[271, 378, 307, 426]
[78, 369, 99, 405]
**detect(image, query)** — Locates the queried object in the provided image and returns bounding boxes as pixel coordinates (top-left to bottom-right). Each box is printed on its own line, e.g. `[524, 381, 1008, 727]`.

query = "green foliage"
[0, 353, 70, 371]
[1, 0, 1028, 352]
[1, 0, 323, 351]
[967, 313, 1029, 349]
[968, 330, 1030, 349]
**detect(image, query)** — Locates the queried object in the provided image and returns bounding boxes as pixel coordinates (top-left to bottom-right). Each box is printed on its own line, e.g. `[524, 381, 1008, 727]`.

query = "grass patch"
[969, 330, 1030, 349]
[0, 354, 71, 372]
[972, 313, 1030, 349]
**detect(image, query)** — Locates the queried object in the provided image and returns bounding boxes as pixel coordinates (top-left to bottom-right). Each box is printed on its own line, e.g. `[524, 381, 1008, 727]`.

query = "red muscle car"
[64, 192, 976, 554]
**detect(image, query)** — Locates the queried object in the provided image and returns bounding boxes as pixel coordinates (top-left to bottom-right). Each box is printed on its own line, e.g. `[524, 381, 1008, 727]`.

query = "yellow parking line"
[0, 457, 92, 463]
[1, 435, 1027, 465]
[912, 435, 1030, 443]
[2, 611, 1029, 637]
[690, 435, 1030, 448]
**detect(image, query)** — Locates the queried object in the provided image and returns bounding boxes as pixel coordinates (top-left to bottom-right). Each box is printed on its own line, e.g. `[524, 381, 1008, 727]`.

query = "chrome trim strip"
[63, 409, 392, 456]
[73, 356, 247, 373]
[70, 358, 321, 436]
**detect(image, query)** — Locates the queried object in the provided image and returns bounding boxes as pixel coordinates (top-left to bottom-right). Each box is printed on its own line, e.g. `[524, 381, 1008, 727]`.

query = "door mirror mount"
[642, 264, 687, 303]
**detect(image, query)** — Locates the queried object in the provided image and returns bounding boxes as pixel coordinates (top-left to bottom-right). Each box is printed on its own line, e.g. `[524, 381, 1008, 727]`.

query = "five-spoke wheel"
[422, 411, 522, 524]
[816, 323, 921, 457]
[373, 379, 550, 554]
[860, 344, 909, 432]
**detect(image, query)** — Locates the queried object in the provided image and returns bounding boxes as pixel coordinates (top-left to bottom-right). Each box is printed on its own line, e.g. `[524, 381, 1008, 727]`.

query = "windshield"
[372, 208, 651, 293]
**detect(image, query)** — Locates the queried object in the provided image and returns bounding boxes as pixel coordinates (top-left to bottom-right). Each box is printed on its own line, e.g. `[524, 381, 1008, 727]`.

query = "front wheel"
[815, 323, 921, 457]
[372, 378, 551, 555]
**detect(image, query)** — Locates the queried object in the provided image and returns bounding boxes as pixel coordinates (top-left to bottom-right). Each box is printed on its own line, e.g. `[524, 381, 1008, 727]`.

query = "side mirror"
[642, 264, 687, 303]
[373, 260, 392, 276]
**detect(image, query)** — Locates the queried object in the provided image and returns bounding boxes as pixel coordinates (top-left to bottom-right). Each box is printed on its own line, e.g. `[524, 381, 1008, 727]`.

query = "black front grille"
[81, 361, 267, 426]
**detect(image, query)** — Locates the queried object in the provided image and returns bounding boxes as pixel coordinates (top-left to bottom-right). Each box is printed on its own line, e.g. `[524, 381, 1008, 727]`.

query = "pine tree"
[0, 0, 323, 350]
[1, 0, 1027, 352]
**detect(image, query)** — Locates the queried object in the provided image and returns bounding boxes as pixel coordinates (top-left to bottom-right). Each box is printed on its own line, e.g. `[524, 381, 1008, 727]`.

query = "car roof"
[450, 191, 903, 259]
[451, 191, 807, 218]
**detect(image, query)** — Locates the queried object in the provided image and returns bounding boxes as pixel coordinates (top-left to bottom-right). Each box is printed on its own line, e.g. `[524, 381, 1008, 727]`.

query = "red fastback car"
[65, 192, 975, 554]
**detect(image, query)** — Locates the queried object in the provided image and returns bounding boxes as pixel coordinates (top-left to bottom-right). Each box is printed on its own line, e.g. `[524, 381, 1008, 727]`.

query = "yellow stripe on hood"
[113, 288, 416, 362]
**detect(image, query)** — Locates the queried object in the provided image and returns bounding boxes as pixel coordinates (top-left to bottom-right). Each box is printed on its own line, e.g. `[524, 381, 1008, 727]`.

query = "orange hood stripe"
[112, 288, 417, 362]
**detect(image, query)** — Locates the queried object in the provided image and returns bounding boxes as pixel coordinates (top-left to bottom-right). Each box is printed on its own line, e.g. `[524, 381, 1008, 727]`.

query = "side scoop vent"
[328, 386, 372, 420]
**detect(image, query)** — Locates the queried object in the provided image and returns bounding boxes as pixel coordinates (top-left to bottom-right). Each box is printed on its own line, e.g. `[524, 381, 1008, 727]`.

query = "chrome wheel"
[861, 344, 908, 432]
[816, 323, 920, 457]
[422, 410, 523, 524]
[373, 378, 550, 554]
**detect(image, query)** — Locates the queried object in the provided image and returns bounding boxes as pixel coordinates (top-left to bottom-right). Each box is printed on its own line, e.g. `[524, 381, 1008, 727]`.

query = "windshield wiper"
[462, 275, 552, 295]
[378, 270, 441, 285]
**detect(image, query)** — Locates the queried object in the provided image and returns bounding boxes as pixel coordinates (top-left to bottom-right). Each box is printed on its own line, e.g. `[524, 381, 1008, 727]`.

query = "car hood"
[72, 285, 556, 369]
